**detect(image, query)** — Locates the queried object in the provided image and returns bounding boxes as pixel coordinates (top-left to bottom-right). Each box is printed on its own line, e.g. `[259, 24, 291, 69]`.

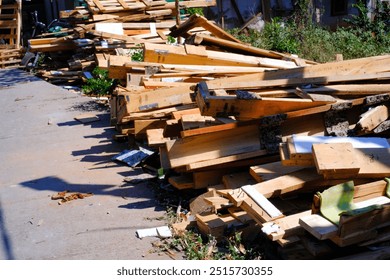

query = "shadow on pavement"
[0, 200, 15, 260]
[0, 69, 41, 88]
[19, 176, 164, 211]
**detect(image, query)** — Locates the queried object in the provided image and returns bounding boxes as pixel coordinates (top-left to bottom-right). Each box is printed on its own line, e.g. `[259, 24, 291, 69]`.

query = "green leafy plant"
[130, 46, 144, 62]
[261, 18, 300, 54]
[82, 67, 115, 96]
[167, 36, 177, 44]
[186, 7, 204, 16]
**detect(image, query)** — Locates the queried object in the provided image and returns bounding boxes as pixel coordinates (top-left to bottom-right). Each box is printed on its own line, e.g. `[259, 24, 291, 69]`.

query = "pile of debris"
[105, 14, 390, 259]
[26, 0, 216, 84]
[23, 1, 390, 260]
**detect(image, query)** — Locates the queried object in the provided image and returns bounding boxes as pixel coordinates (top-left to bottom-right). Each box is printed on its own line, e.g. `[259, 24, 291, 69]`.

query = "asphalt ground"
[0, 69, 172, 260]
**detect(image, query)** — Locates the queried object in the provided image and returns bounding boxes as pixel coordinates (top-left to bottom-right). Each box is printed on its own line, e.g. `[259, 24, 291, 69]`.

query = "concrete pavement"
[0, 69, 173, 260]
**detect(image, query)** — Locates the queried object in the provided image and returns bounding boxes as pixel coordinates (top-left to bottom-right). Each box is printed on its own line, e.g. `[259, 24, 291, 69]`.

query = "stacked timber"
[106, 19, 390, 259]
[0, 1, 22, 69]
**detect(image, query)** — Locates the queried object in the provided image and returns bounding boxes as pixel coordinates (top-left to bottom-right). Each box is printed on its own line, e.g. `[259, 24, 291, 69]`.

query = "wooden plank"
[203, 196, 231, 210]
[205, 72, 390, 91]
[168, 173, 194, 190]
[118, 84, 194, 119]
[146, 128, 170, 147]
[121, 103, 198, 122]
[191, 33, 300, 61]
[302, 84, 390, 96]
[312, 143, 360, 179]
[143, 43, 297, 68]
[180, 114, 218, 131]
[170, 13, 241, 43]
[331, 230, 378, 247]
[339, 201, 390, 238]
[180, 121, 250, 138]
[300, 196, 390, 242]
[159, 146, 171, 170]
[186, 149, 267, 171]
[227, 192, 276, 224]
[117, 0, 130, 9]
[262, 210, 311, 241]
[165, 123, 261, 168]
[355, 148, 390, 178]
[222, 172, 258, 190]
[193, 168, 244, 189]
[196, 213, 242, 240]
[134, 119, 166, 138]
[197, 93, 334, 120]
[355, 105, 390, 133]
[241, 185, 283, 219]
[171, 108, 201, 120]
[299, 214, 339, 240]
[249, 168, 342, 199]
[205, 55, 390, 91]
[92, 0, 106, 11]
[249, 161, 305, 182]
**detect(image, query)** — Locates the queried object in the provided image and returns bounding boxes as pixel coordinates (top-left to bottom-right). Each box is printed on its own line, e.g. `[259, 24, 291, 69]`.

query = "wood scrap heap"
[26, 2, 390, 259]
[105, 13, 390, 259]
[26, 0, 216, 84]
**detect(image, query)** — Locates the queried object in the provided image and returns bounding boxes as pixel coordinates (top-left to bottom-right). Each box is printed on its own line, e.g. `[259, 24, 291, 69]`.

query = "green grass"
[229, 1, 390, 63]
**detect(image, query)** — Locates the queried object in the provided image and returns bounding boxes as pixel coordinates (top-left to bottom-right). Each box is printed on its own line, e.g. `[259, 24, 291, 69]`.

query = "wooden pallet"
[0, 1, 21, 49]
[0, 47, 21, 69]
[85, 0, 216, 14]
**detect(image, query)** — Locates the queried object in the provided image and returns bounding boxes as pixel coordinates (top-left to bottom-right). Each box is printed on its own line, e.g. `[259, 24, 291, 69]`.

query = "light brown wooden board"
[205, 55, 390, 91]
[355, 104, 390, 133]
[312, 143, 360, 179]
[197, 93, 334, 120]
[144, 42, 296, 68]
[165, 123, 261, 168]
[249, 161, 305, 182]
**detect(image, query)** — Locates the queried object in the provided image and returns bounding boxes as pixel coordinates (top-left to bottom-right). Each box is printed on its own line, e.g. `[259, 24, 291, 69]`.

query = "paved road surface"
[0, 69, 172, 260]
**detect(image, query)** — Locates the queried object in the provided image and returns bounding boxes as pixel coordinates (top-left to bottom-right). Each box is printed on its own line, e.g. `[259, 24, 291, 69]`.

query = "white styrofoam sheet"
[292, 135, 390, 154]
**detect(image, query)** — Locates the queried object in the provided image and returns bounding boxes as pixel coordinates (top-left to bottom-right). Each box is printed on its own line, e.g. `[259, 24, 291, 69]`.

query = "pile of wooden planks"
[106, 16, 390, 259]
[0, 0, 22, 68]
[23, 1, 390, 259]
[26, 1, 217, 84]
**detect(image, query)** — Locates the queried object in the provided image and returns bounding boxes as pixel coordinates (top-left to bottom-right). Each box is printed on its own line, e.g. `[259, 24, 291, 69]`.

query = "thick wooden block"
[312, 143, 360, 179]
